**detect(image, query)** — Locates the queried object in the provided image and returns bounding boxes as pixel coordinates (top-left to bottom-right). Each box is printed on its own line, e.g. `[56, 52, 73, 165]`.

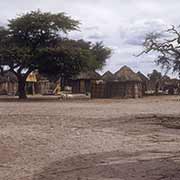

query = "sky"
[0, 0, 180, 77]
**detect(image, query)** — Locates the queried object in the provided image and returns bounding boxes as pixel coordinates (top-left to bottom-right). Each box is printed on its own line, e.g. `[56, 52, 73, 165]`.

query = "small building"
[0, 71, 52, 96]
[91, 71, 114, 98]
[26, 72, 51, 95]
[91, 66, 143, 99]
[0, 72, 18, 95]
[161, 78, 180, 95]
[112, 66, 142, 98]
[26, 72, 38, 95]
[102, 71, 115, 81]
[137, 71, 149, 95]
[70, 71, 101, 94]
[0, 75, 7, 95]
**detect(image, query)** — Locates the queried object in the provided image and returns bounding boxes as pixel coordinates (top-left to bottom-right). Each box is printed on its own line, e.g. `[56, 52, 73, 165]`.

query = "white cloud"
[0, 0, 180, 77]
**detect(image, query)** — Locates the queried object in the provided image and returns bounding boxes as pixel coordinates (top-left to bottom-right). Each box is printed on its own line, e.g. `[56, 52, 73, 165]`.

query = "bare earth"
[1, 96, 180, 180]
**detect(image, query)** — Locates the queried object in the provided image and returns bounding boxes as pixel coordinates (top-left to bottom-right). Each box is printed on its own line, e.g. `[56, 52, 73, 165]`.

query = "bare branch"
[138, 25, 180, 75]
[167, 25, 180, 36]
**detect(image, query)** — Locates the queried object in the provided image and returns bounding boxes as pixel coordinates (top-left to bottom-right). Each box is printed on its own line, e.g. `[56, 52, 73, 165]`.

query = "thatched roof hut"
[74, 71, 101, 80]
[114, 66, 141, 82]
[102, 71, 115, 81]
[91, 66, 143, 99]
[0, 71, 18, 95]
[162, 75, 171, 82]
[0, 71, 17, 83]
[137, 71, 149, 94]
[26, 72, 38, 82]
[71, 71, 101, 94]
[0, 75, 7, 83]
[137, 71, 149, 82]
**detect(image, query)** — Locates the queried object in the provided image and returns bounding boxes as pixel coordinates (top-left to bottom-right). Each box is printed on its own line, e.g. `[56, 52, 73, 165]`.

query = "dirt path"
[0, 96, 180, 180]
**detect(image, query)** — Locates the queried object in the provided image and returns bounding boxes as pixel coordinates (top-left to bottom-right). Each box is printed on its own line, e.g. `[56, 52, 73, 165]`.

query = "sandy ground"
[0, 96, 180, 180]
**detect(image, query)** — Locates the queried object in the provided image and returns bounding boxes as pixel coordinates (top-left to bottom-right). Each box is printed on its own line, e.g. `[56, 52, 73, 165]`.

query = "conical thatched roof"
[114, 66, 141, 82]
[137, 71, 149, 82]
[102, 71, 115, 81]
[74, 71, 101, 80]
[26, 72, 38, 82]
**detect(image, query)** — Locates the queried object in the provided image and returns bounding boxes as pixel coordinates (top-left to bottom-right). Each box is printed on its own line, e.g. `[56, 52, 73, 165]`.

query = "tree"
[90, 42, 112, 70]
[0, 10, 111, 99]
[148, 70, 162, 81]
[139, 25, 180, 77]
[38, 40, 111, 87]
[148, 70, 162, 95]
[0, 10, 79, 99]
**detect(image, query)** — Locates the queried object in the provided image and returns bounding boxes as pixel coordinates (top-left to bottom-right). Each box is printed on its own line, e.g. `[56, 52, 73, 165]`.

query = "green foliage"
[37, 39, 111, 78]
[148, 70, 162, 82]
[8, 10, 79, 48]
[90, 42, 111, 70]
[0, 10, 80, 73]
[0, 10, 111, 98]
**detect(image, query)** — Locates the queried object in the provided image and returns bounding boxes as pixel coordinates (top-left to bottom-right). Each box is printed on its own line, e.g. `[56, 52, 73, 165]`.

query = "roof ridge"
[114, 66, 141, 82]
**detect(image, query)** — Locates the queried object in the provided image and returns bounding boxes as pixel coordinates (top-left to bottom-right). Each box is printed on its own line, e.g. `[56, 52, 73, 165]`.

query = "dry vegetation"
[0, 96, 180, 180]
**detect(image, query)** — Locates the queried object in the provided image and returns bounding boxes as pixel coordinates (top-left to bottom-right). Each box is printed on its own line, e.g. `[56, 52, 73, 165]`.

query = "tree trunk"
[60, 77, 65, 91]
[18, 77, 27, 99]
[155, 82, 159, 96]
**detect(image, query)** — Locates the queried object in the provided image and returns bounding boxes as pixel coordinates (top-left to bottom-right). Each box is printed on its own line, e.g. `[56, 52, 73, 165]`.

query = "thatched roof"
[26, 72, 38, 82]
[0, 75, 7, 83]
[74, 71, 101, 80]
[102, 71, 115, 81]
[37, 74, 50, 82]
[114, 66, 141, 82]
[0, 71, 17, 83]
[6, 71, 17, 82]
[137, 71, 149, 82]
[162, 75, 171, 82]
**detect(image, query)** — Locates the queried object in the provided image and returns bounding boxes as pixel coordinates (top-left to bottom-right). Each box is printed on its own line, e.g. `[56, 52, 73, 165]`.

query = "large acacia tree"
[0, 10, 111, 99]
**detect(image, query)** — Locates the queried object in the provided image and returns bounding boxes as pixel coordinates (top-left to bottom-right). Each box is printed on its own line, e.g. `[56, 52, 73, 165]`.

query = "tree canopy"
[147, 69, 162, 95]
[0, 10, 111, 99]
[148, 69, 162, 82]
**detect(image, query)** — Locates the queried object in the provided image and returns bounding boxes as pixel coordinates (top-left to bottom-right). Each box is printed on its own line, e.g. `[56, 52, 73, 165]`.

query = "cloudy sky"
[0, 0, 180, 76]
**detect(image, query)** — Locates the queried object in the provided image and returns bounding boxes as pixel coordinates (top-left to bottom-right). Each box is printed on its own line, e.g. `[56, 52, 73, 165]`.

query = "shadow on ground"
[33, 150, 180, 180]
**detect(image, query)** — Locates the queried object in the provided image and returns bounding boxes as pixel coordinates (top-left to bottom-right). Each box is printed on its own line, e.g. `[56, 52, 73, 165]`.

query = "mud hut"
[137, 71, 149, 95]
[0, 75, 10, 95]
[71, 71, 101, 94]
[26, 72, 51, 95]
[0, 71, 51, 96]
[102, 71, 115, 81]
[112, 66, 143, 98]
[91, 66, 143, 98]
[91, 71, 115, 98]
[0, 72, 18, 95]
[36, 74, 51, 95]
[162, 78, 180, 95]
[26, 72, 38, 95]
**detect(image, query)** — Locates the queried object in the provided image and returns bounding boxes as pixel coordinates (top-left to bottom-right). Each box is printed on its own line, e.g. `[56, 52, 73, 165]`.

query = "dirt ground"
[0, 96, 180, 180]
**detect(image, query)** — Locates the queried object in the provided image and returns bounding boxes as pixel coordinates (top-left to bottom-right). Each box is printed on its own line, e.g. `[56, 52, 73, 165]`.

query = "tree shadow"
[33, 150, 180, 180]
